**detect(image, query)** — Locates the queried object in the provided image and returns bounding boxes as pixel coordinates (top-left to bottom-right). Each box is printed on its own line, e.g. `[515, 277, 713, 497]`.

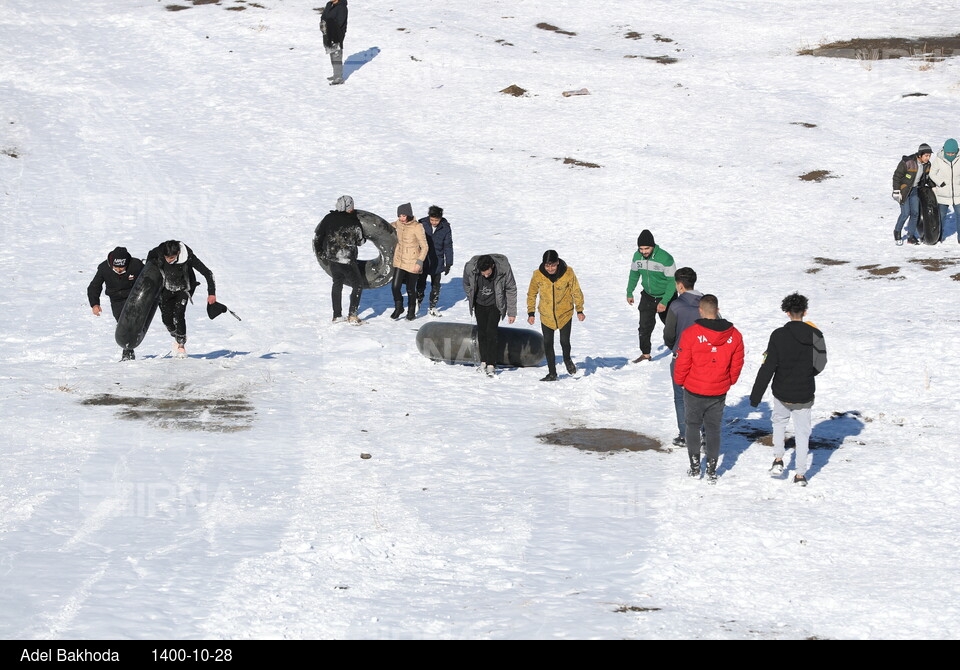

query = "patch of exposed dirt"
[813, 257, 849, 266]
[902, 92, 929, 98]
[644, 55, 678, 64]
[500, 84, 528, 97]
[653, 34, 673, 43]
[792, 122, 817, 128]
[908, 257, 960, 271]
[733, 426, 842, 450]
[193, 0, 220, 5]
[799, 170, 836, 182]
[799, 35, 960, 60]
[165, 4, 191, 10]
[805, 267, 822, 274]
[82, 392, 255, 432]
[556, 157, 603, 169]
[952, 273, 960, 282]
[615, 605, 662, 613]
[247, 2, 264, 7]
[625, 31, 643, 40]
[495, 39, 514, 46]
[538, 428, 666, 453]
[2, 148, 18, 159]
[537, 22, 576, 36]
[226, 5, 246, 10]
[858, 264, 901, 276]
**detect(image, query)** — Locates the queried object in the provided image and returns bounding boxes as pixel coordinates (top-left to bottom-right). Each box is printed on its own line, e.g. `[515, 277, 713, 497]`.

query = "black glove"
[444, 266, 451, 275]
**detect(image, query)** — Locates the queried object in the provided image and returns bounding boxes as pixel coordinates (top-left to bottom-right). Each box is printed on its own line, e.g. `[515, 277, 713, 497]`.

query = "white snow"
[2, 0, 960, 639]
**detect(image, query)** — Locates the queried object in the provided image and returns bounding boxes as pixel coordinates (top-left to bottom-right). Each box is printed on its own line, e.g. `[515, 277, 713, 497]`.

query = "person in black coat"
[315, 195, 365, 322]
[145, 240, 216, 357]
[416, 205, 454, 316]
[87, 246, 144, 360]
[320, 0, 348, 85]
[749, 293, 827, 486]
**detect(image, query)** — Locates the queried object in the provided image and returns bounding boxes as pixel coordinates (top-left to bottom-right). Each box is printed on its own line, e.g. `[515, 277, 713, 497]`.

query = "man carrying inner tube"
[316, 195, 365, 323]
[146, 240, 216, 358]
[87, 246, 144, 361]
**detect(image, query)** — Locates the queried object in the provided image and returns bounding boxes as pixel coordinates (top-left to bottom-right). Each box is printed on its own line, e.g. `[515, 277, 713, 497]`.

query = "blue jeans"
[895, 189, 920, 239]
[939, 203, 959, 241]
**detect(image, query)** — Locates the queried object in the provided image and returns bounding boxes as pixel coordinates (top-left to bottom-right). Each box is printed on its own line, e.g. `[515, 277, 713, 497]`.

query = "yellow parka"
[527, 261, 584, 330]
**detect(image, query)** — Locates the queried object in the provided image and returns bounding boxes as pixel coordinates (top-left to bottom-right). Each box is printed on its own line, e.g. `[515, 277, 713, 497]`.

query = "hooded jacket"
[526, 260, 584, 330]
[146, 243, 215, 297]
[418, 216, 454, 274]
[929, 150, 960, 206]
[750, 320, 827, 406]
[673, 318, 745, 397]
[87, 257, 144, 306]
[391, 217, 428, 273]
[463, 254, 518, 319]
[663, 290, 703, 351]
[315, 210, 365, 264]
[320, 0, 348, 47]
[626, 245, 676, 303]
[893, 153, 932, 201]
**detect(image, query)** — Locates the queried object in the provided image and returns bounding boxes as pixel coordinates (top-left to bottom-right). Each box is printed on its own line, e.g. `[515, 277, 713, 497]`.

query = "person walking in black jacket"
[146, 240, 216, 357]
[87, 246, 144, 360]
[749, 293, 827, 486]
[315, 195, 366, 323]
[320, 0, 348, 85]
[416, 205, 454, 316]
[892, 143, 933, 245]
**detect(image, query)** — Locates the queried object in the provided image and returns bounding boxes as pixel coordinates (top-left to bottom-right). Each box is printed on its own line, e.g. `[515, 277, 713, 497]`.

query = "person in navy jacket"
[416, 205, 454, 316]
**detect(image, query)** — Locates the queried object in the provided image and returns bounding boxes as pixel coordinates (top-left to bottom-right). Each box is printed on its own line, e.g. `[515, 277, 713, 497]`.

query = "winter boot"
[688, 453, 701, 478]
[564, 359, 577, 375]
[706, 459, 718, 483]
[405, 298, 417, 321]
[770, 458, 784, 475]
[672, 434, 685, 447]
[390, 301, 405, 320]
[540, 372, 558, 382]
[121, 348, 135, 361]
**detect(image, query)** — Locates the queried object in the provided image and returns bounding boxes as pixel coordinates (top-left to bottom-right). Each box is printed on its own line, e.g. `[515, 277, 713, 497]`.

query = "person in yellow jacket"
[527, 250, 585, 381]
[390, 203, 428, 320]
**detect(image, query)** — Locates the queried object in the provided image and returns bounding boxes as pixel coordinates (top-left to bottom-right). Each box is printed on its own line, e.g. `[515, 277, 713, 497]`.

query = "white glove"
[891, 190, 902, 203]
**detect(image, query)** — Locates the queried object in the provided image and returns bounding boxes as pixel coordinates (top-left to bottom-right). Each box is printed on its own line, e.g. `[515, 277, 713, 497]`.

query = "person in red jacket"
[673, 294, 744, 482]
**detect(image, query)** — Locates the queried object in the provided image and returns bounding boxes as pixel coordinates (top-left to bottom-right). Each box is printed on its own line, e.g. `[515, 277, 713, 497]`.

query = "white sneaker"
[485, 364, 496, 377]
[175, 344, 187, 358]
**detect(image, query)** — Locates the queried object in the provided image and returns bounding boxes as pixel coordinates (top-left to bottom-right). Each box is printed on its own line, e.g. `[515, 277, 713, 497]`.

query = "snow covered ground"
[2, 0, 960, 639]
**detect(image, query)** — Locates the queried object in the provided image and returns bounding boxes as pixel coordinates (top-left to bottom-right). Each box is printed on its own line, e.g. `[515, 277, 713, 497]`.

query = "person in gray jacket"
[662, 267, 702, 446]
[463, 254, 517, 376]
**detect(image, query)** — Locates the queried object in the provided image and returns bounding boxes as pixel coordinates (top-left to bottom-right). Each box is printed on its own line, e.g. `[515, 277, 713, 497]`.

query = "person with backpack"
[87, 246, 144, 361]
[749, 293, 827, 487]
[145, 240, 216, 358]
[673, 294, 744, 483]
[526, 250, 585, 382]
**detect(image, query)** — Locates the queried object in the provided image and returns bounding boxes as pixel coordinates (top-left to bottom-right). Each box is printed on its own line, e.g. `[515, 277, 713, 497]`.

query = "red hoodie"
[673, 318, 745, 397]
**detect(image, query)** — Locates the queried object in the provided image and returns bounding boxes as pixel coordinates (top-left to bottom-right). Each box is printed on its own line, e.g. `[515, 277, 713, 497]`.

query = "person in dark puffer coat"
[87, 246, 144, 360]
[750, 293, 827, 486]
[892, 143, 933, 245]
[416, 205, 454, 316]
[145, 240, 216, 357]
[320, 0, 348, 85]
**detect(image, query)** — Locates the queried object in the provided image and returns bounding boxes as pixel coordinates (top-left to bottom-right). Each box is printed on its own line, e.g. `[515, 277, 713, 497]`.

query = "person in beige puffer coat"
[390, 203, 428, 320]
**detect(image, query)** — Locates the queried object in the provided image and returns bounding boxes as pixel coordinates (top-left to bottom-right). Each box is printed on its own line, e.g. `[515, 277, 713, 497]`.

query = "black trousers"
[415, 271, 442, 304]
[330, 261, 363, 317]
[474, 303, 500, 366]
[391, 268, 419, 305]
[160, 290, 188, 344]
[542, 320, 572, 374]
[109, 299, 125, 321]
[638, 291, 668, 354]
[684, 391, 726, 463]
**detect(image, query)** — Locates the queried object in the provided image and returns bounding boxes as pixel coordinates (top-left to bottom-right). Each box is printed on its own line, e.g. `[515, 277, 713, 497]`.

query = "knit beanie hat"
[336, 195, 354, 212]
[637, 229, 655, 248]
[918, 143, 933, 156]
[397, 202, 414, 219]
[944, 138, 959, 161]
[108, 246, 130, 268]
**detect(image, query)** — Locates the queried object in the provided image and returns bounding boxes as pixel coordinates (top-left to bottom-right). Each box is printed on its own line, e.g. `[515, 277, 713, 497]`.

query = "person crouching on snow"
[526, 250, 585, 382]
[463, 254, 518, 377]
[146, 240, 216, 358]
[87, 246, 144, 361]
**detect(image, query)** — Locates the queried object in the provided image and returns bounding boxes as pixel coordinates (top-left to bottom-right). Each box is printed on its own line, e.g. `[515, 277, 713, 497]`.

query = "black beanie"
[918, 143, 933, 156]
[637, 229, 655, 248]
[108, 246, 130, 268]
[397, 203, 414, 219]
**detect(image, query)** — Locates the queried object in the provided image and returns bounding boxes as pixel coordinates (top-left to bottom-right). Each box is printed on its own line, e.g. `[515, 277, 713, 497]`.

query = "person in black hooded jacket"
[750, 293, 827, 486]
[146, 240, 216, 357]
[320, 0, 348, 85]
[87, 246, 144, 360]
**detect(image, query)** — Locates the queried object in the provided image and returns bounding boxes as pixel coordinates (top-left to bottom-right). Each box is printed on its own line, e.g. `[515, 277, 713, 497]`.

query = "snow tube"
[416, 321, 545, 367]
[313, 210, 397, 289]
[918, 186, 941, 245]
[115, 260, 162, 350]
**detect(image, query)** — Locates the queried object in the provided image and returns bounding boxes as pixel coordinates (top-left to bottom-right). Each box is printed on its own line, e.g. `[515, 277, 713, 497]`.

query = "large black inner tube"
[918, 186, 942, 245]
[313, 210, 396, 289]
[416, 321, 545, 368]
[115, 260, 162, 350]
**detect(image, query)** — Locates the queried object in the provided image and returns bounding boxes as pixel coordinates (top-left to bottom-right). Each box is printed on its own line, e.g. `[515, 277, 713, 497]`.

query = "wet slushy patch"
[538, 428, 666, 453]
[82, 392, 255, 432]
[733, 426, 842, 450]
[799, 35, 960, 60]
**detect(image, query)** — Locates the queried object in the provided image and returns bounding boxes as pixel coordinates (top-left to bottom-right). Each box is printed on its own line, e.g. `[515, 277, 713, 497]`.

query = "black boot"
[706, 459, 718, 483]
[688, 453, 700, 478]
[406, 297, 417, 320]
[390, 301, 404, 320]
[121, 348, 135, 361]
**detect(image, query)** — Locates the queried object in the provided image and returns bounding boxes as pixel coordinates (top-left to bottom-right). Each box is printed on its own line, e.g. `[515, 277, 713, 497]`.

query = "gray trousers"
[326, 42, 343, 80]
[772, 397, 813, 476]
[684, 390, 726, 463]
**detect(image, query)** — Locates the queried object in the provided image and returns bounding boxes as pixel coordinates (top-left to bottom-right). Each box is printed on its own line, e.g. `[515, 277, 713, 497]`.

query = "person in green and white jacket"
[626, 229, 676, 362]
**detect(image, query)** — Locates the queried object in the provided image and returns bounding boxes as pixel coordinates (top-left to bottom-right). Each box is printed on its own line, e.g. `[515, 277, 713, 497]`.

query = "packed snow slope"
[2, 0, 960, 639]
